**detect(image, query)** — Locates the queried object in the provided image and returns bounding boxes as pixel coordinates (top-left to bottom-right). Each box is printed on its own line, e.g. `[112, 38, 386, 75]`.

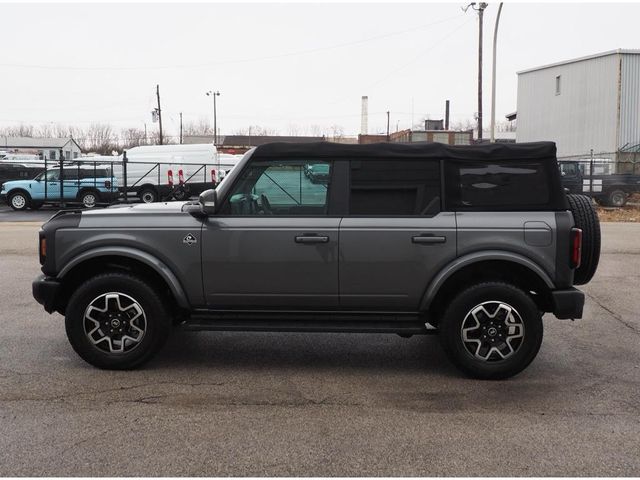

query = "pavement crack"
[585, 292, 639, 335]
[0, 380, 226, 403]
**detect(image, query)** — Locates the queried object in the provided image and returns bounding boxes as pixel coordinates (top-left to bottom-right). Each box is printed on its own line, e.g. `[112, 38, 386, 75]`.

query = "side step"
[182, 310, 434, 335]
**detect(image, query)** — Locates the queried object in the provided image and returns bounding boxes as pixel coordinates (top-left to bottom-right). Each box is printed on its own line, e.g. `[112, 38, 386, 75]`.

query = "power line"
[325, 16, 474, 106]
[0, 14, 464, 71]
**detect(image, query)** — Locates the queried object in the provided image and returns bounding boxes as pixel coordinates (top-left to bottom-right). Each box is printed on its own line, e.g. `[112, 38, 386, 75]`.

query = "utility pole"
[144, 123, 147, 146]
[490, 3, 504, 143]
[156, 84, 163, 145]
[386, 111, 390, 141]
[179, 112, 183, 144]
[464, 2, 488, 141]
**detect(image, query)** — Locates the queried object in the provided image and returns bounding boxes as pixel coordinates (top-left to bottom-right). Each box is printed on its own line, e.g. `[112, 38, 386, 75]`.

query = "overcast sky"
[1, 1, 639, 138]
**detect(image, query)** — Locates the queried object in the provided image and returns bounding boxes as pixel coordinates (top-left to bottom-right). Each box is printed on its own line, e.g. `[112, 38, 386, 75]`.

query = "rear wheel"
[65, 272, 171, 369]
[439, 282, 543, 380]
[139, 188, 157, 204]
[79, 190, 100, 208]
[567, 193, 601, 285]
[9, 191, 30, 211]
[172, 185, 190, 200]
[605, 189, 627, 207]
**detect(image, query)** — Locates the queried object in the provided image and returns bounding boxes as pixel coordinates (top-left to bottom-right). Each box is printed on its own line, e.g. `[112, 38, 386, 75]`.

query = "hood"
[82, 201, 188, 216]
[1, 179, 27, 189]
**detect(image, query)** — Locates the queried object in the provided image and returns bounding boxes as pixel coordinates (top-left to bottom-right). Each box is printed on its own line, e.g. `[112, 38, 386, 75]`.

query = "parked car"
[32, 141, 600, 379]
[1, 165, 117, 210]
[559, 160, 640, 207]
[304, 163, 330, 183]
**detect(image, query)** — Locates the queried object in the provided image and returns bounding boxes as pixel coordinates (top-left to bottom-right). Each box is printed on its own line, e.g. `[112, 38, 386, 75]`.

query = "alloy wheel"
[460, 301, 525, 362]
[83, 292, 147, 354]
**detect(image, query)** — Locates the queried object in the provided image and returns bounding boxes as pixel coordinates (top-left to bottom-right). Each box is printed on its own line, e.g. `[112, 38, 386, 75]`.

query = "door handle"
[295, 235, 329, 244]
[412, 235, 446, 245]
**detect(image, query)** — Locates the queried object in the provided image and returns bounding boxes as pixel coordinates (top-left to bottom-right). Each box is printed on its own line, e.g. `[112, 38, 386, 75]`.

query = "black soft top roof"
[251, 141, 557, 162]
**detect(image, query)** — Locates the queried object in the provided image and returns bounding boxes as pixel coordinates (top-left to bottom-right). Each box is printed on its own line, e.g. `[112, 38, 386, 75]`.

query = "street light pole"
[490, 2, 504, 143]
[206, 90, 221, 145]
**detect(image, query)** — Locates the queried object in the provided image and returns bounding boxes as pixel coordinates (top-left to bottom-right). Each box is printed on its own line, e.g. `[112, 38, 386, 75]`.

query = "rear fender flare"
[420, 250, 555, 311]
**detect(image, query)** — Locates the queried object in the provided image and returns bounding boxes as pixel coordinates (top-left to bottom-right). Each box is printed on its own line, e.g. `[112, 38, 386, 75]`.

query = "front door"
[201, 158, 339, 309]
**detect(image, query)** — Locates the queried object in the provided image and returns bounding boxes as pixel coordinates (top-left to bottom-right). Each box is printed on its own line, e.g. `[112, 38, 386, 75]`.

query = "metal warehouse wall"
[516, 53, 620, 157]
[619, 54, 640, 150]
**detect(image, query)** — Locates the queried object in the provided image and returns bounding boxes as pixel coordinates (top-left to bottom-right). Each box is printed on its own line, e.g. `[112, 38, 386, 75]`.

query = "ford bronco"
[32, 141, 600, 379]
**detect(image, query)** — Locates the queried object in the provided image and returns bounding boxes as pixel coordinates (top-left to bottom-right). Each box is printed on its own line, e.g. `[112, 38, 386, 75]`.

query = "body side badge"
[183, 233, 197, 246]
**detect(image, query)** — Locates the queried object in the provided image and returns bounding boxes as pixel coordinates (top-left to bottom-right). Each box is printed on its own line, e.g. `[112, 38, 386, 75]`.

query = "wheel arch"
[8, 188, 32, 200]
[421, 252, 555, 320]
[57, 247, 190, 312]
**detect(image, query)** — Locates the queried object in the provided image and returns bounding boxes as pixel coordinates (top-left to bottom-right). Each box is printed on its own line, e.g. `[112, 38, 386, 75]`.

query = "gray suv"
[32, 142, 600, 379]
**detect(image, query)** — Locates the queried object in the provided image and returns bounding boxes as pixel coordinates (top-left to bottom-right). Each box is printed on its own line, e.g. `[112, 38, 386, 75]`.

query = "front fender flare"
[57, 246, 190, 309]
[420, 250, 555, 311]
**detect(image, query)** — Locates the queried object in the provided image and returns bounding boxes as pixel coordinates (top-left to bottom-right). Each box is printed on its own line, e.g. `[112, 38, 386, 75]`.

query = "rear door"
[339, 159, 456, 310]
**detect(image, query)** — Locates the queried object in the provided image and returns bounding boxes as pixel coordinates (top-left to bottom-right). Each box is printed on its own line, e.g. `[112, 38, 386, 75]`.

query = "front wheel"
[439, 282, 543, 380]
[65, 272, 171, 369]
[9, 191, 30, 211]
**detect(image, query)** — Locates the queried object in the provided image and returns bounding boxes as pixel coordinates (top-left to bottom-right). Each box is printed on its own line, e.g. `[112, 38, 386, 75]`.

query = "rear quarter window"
[445, 160, 552, 210]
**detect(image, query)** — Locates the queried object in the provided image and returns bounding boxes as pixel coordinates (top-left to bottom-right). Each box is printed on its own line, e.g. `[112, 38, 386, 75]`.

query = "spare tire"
[567, 194, 601, 285]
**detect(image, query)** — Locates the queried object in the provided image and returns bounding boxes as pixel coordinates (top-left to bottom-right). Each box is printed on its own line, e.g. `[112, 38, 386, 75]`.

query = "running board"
[182, 310, 434, 335]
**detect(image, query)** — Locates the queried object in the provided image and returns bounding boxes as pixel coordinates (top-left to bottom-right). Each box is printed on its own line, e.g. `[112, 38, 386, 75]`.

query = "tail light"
[178, 169, 184, 185]
[211, 169, 217, 183]
[167, 169, 174, 186]
[39, 235, 46, 264]
[570, 227, 582, 269]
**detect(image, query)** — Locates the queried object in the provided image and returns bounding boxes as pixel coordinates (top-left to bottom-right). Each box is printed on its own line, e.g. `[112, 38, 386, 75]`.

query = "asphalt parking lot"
[0, 216, 639, 476]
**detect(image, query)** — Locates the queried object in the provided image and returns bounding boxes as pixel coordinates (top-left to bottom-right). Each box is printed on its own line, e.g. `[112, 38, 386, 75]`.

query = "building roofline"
[517, 49, 640, 75]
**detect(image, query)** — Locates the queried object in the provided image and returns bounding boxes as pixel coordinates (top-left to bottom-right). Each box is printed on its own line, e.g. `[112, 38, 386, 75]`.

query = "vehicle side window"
[560, 162, 577, 177]
[445, 160, 550, 210]
[62, 170, 79, 180]
[348, 159, 441, 216]
[221, 159, 331, 216]
[45, 170, 60, 181]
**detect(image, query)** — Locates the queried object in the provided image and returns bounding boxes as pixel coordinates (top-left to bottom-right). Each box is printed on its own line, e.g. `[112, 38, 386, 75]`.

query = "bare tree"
[234, 125, 279, 136]
[120, 128, 147, 149]
[450, 119, 476, 132]
[75, 123, 117, 154]
[182, 118, 213, 137]
[0, 123, 35, 137]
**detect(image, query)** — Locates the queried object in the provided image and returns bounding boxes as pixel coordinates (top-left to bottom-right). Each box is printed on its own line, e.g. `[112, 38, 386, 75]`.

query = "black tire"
[65, 272, 171, 369]
[604, 189, 627, 207]
[138, 188, 157, 204]
[78, 189, 100, 208]
[8, 191, 30, 211]
[439, 282, 543, 380]
[567, 194, 601, 285]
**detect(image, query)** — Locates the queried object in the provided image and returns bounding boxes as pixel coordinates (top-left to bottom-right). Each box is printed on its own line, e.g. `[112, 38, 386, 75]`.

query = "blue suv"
[1, 166, 118, 210]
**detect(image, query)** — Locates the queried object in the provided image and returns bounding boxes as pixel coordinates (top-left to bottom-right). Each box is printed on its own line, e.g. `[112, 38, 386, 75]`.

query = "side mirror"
[199, 189, 217, 215]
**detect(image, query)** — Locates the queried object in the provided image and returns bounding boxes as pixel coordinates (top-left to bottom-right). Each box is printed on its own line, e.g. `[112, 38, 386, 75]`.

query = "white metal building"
[516, 49, 640, 163]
